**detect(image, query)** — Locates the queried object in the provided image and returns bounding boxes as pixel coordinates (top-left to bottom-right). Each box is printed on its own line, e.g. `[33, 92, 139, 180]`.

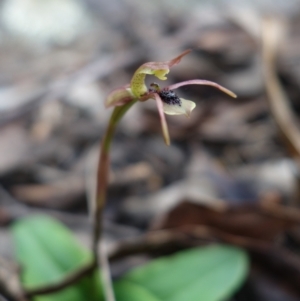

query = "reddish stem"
[92, 100, 136, 258]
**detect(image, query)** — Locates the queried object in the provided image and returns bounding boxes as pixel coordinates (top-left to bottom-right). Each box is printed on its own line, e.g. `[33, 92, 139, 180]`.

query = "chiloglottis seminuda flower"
[105, 49, 236, 145]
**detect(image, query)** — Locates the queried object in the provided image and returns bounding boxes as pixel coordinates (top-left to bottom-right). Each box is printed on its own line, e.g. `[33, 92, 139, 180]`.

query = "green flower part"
[130, 49, 191, 97]
[105, 50, 236, 145]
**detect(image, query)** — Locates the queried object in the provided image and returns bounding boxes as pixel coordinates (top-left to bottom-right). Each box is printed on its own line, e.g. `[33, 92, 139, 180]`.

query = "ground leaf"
[114, 245, 248, 301]
[12, 215, 103, 301]
[12, 216, 248, 301]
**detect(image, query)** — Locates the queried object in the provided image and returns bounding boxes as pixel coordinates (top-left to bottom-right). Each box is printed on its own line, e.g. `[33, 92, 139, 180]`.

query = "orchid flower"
[92, 51, 237, 282]
[105, 50, 236, 145]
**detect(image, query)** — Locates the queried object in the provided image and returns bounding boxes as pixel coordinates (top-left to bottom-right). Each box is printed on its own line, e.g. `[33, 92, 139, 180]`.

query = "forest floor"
[1, 1, 300, 300]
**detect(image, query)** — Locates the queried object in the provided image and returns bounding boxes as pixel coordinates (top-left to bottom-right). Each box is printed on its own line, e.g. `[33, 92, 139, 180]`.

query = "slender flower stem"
[91, 100, 136, 301]
[92, 100, 137, 258]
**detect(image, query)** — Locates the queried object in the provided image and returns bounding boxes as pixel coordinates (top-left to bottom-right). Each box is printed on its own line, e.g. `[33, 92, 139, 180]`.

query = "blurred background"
[1, 0, 300, 300]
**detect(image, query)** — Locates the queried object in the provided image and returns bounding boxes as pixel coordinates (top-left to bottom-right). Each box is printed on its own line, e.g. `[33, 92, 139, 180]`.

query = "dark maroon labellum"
[158, 89, 182, 106]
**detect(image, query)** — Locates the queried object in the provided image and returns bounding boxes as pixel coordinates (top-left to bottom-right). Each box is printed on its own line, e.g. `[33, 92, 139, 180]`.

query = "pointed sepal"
[167, 79, 237, 98]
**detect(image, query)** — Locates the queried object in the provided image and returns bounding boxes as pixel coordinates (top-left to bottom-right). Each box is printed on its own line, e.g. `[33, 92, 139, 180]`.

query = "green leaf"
[114, 280, 161, 301]
[12, 216, 248, 301]
[114, 245, 248, 301]
[12, 215, 103, 301]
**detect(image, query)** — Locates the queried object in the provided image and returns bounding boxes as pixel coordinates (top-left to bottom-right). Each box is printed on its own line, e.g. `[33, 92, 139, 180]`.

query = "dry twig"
[24, 262, 96, 298]
[0, 256, 26, 301]
[262, 18, 300, 164]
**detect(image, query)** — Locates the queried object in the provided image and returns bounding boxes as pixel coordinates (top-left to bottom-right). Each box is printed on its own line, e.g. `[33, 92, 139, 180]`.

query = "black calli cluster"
[158, 89, 182, 106]
[149, 82, 182, 106]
